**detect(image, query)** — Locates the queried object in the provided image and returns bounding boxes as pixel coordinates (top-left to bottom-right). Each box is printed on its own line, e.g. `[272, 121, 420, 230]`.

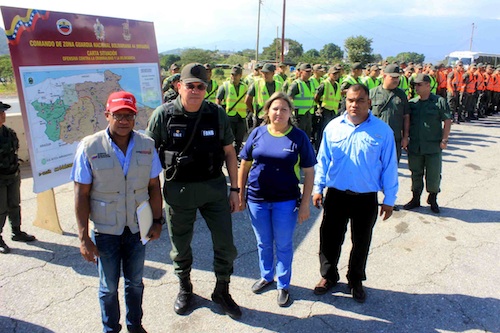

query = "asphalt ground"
[1, 115, 499, 333]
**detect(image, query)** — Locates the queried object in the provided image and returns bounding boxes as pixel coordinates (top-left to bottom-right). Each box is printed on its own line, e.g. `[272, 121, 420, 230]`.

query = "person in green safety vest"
[273, 62, 288, 86]
[313, 66, 342, 150]
[287, 63, 315, 140]
[362, 65, 381, 90]
[245, 63, 282, 129]
[339, 62, 364, 112]
[204, 63, 219, 103]
[216, 65, 248, 155]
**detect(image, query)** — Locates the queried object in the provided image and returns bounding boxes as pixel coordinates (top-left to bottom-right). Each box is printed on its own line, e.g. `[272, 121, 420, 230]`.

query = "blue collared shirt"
[70, 128, 162, 184]
[314, 112, 399, 206]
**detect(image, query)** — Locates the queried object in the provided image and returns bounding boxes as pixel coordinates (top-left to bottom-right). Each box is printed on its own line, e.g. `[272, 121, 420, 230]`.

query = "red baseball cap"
[106, 91, 137, 113]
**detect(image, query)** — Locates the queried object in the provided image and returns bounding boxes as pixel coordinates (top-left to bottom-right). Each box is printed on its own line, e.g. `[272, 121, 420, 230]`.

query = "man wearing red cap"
[71, 91, 164, 333]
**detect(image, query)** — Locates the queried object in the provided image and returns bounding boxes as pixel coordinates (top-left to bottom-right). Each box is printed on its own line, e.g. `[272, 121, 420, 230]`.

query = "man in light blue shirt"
[312, 84, 398, 303]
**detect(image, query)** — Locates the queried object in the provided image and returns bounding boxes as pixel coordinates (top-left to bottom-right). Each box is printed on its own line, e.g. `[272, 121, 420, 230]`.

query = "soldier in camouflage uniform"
[0, 101, 36, 254]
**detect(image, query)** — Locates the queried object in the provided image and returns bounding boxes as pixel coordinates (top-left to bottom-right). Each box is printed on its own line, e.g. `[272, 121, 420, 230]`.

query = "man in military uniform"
[369, 64, 410, 162]
[162, 63, 181, 95]
[163, 73, 180, 103]
[245, 63, 282, 128]
[273, 62, 288, 85]
[314, 66, 342, 150]
[403, 74, 452, 214]
[287, 63, 315, 139]
[447, 61, 465, 123]
[146, 63, 242, 319]
[204, 63, 219, 104]
[216, 65, 248, 156]
[0, 102, 36, 254]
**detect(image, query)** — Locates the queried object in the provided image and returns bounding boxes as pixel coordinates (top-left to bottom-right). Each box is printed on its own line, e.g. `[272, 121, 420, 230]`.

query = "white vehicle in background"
[446, 51, 500, 69]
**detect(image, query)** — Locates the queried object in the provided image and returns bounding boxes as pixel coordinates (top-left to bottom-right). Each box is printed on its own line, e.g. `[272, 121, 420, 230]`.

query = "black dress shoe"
[348, 282, 366, 303]
[251, 278, 273, 294]
[313, 278, 336, 295]
[277, 289, 290, 307]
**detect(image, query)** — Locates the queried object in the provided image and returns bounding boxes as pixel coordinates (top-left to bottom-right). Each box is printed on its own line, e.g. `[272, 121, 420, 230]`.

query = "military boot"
[174, 276, 193, 315]
[0, 236, 11, 254]
[427, 193, 440, 213]
[403, 191, 421, 210]
[211, 280, 242, 319]
[11, 227, 36, 242]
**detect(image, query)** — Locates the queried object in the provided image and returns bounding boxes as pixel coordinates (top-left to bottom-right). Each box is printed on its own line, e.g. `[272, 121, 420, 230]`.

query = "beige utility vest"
[82, 130, 155, 235]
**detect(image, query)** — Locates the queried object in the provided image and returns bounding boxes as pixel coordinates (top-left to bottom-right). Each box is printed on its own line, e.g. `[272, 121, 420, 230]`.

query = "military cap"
[0, 101, 12, 111]
[351, 62, 363, 70]
[299, 63, 312, 71]
[413, 73, 431, 83]
[180, 63, 208, 84]
[261, 63, 276, 73]
[384, 64, 401, 77]
[170, 63, 180, 70]
[328, 66, 340, 74]
[204, 63, 213, 70]
[313, 64, 325, 71]
[231, 65, 243, 75]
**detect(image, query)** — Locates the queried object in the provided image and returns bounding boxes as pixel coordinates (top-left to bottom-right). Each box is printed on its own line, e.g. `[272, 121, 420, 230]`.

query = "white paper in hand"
[136, 200, 153, 245]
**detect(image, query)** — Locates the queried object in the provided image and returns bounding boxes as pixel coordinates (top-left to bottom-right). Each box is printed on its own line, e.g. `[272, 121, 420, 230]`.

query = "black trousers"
[319, 188, 378, 284]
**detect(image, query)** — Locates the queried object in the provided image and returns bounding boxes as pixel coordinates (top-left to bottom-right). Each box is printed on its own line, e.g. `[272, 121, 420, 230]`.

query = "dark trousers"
[0, 171, 21, 233]
[229, 116, 246, 155]
[319, 188, 378, 284]
[164, 175, 237, 282]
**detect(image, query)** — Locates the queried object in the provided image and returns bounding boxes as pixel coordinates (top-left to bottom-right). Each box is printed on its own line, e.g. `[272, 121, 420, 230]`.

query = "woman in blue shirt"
[238, 91, 316, 307]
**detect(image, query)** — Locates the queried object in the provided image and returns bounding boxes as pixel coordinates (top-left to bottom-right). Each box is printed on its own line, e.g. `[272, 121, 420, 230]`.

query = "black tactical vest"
[161, 104, 224, 182]
[0, 126, 20, 175]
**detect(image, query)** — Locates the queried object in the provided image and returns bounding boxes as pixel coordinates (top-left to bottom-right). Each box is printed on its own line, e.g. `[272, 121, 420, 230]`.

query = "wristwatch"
[230, 187, 241, 193]
[153, 217, 165, 225]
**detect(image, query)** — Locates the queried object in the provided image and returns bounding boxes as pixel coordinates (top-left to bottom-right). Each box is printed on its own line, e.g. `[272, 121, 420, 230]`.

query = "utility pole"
[469, 23, 475, 51]
[255, 0, 262, 62]
[281, 0, 286, 62]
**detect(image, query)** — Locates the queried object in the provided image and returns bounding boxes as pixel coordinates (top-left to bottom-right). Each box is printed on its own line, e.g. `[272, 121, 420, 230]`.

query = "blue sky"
[1, 0, 498, 63]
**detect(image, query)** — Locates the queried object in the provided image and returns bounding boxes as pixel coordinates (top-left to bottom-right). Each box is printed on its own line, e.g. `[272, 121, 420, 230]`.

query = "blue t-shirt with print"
[240, 125, 316, 202]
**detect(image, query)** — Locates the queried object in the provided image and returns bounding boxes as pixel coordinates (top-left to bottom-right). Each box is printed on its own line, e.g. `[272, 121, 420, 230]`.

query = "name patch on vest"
[202, 129, 215, 137]
[172, 129, 185, 138]
[136, 149, 152, 155]
[91, 152, 111, 159]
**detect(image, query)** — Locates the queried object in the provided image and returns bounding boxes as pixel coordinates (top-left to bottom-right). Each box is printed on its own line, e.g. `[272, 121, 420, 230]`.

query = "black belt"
[332, 187, 376, 196]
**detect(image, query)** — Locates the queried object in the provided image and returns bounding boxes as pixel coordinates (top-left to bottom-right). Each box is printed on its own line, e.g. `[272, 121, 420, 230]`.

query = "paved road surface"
[1, 115, 499, 333]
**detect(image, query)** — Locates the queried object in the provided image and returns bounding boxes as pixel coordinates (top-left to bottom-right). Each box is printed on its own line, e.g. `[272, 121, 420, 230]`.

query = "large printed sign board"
[1, 6, 162, 193]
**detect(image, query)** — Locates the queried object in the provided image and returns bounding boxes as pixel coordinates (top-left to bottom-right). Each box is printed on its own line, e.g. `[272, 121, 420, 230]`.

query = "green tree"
[344, 35, 374, 64]
[237, 49, 256, 59]
[261, 38, 303, 62]
[226, 54, 250, 65]
[387, 52, 425, 64]
[159, 54, 181, 71]
[300, 49, 321, 64]
[0, 55, 13, 81]
[180, 48, 216, 65]
[320, 43, 343, 62]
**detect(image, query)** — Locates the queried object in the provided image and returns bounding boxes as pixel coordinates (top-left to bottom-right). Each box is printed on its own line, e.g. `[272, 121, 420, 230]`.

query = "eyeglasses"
[107, 113, 136, 121]
[184, 83, 207, 91]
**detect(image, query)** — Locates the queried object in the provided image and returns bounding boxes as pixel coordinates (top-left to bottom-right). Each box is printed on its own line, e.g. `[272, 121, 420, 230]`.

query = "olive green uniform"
[369, 86, 410, 161]
[408, 94, 451, 194]
[0, 125, 21, 234]
[145, 98, 237, 282]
